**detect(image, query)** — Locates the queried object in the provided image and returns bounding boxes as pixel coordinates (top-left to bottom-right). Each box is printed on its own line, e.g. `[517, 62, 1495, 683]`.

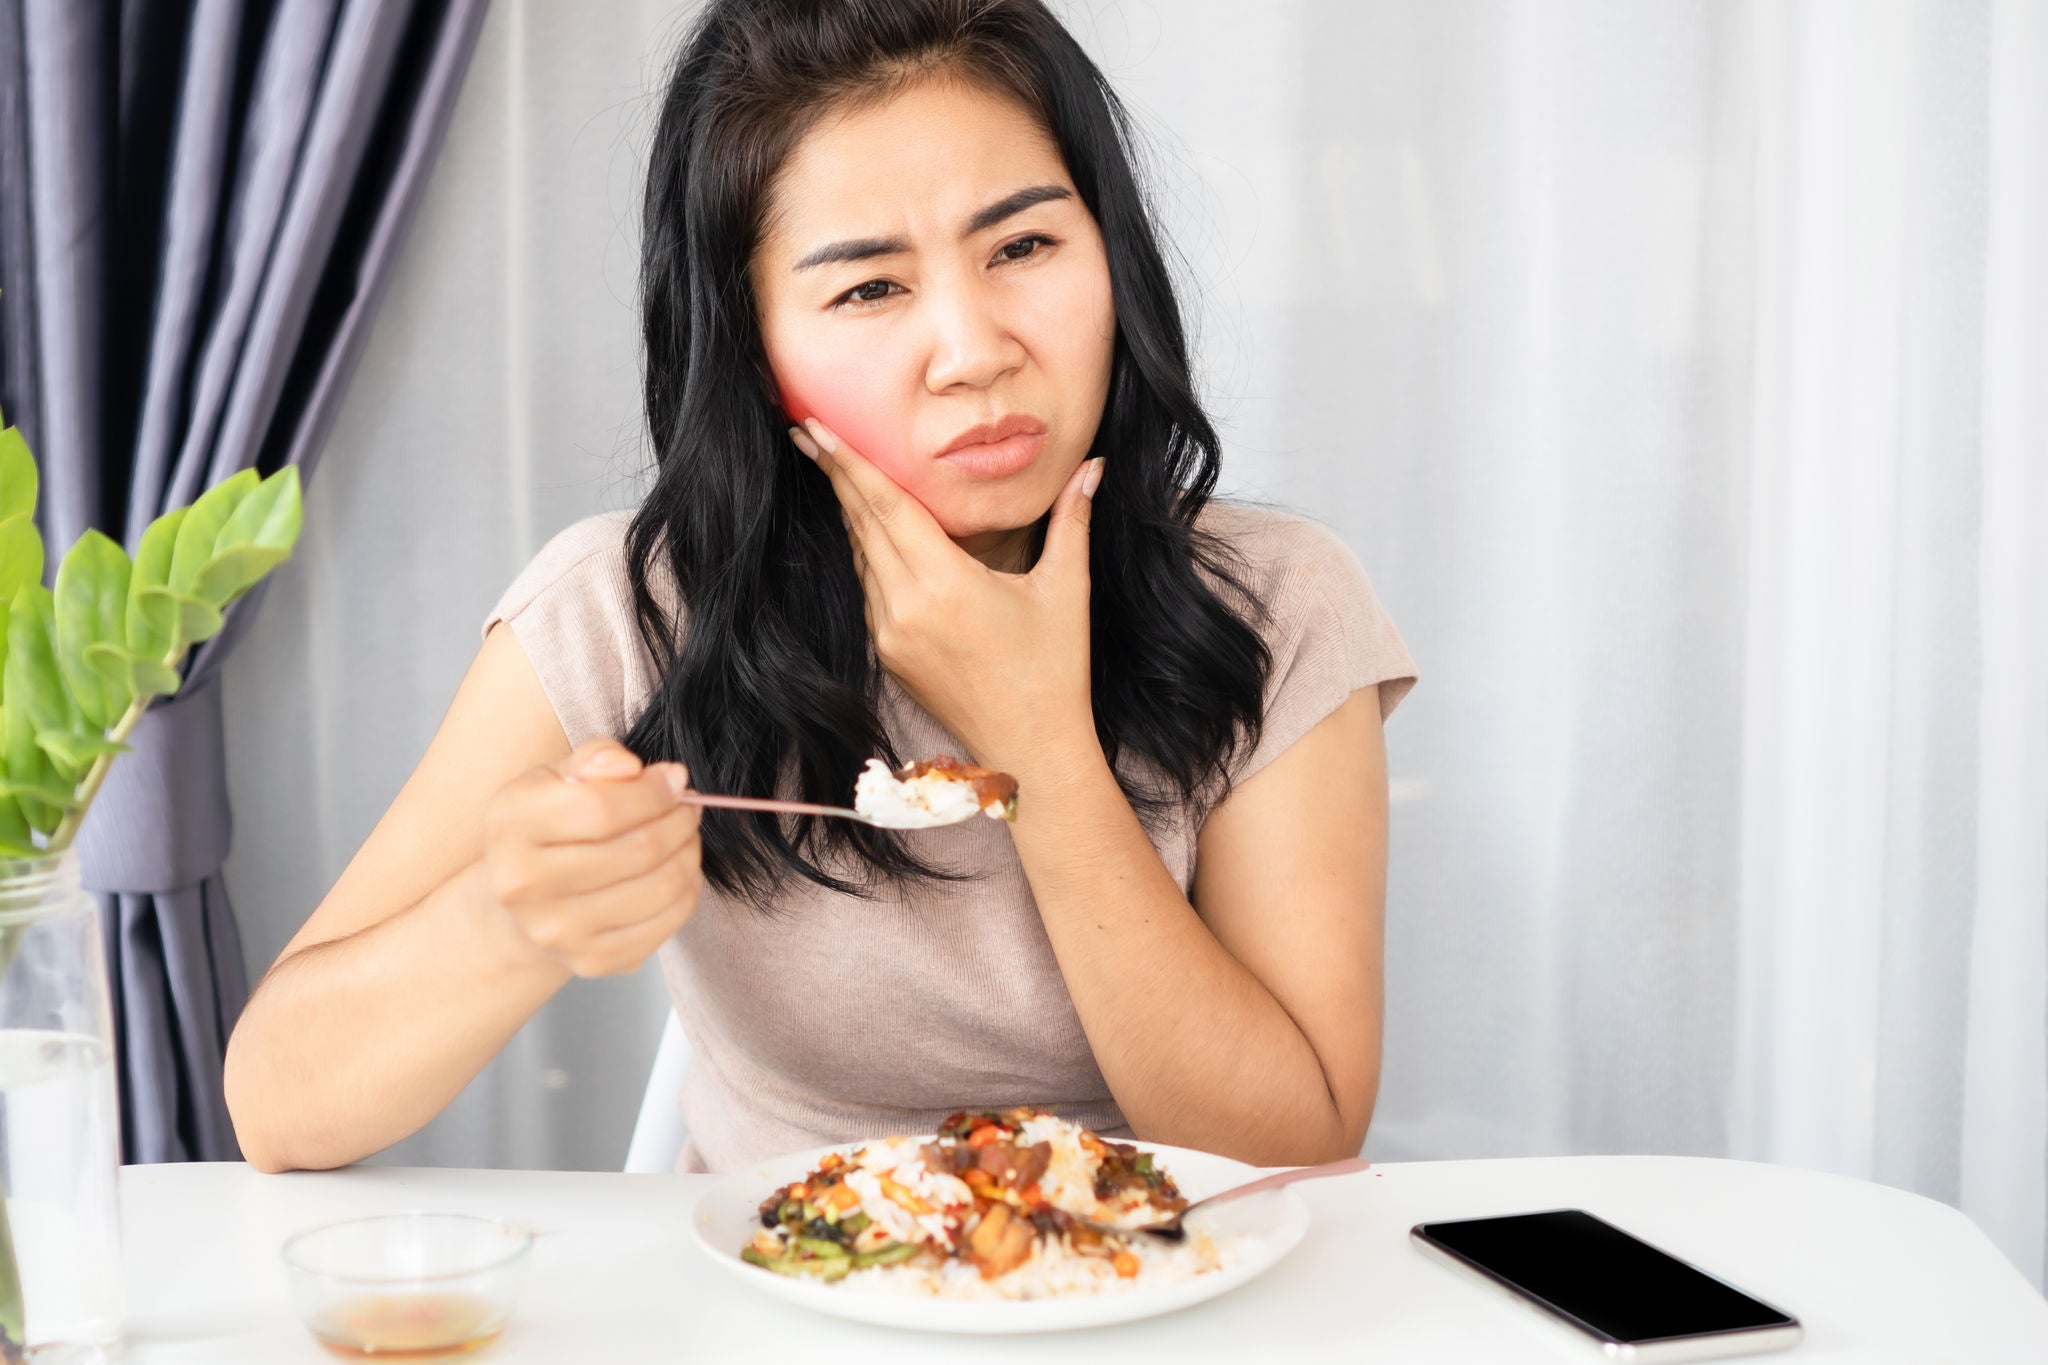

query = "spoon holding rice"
[677, 756, 1018, 830]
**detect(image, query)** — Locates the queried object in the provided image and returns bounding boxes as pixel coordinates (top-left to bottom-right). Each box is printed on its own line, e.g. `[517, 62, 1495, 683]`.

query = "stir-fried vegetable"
[742, 1108, 1190, 1287]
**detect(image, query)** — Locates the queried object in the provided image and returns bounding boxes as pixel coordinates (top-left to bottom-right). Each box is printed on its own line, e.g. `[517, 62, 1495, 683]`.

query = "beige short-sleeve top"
[484, 501, 1416, 1171]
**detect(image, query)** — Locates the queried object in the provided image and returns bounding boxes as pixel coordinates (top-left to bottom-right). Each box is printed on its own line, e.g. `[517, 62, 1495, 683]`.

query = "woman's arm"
[796, 421, 1388, 1167]
[224, 625, 702, 1173]
[1002, 687, 1386, 1167]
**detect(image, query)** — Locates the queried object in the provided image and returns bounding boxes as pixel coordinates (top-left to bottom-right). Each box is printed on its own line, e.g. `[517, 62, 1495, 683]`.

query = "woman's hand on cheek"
[792, 418, 1105, 776]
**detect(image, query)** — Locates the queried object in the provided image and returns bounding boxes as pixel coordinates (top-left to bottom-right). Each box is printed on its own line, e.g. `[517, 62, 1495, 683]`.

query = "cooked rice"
[742, 1110, 1255, 1299]
[839, 1226, 1240, 1301]
[852, 759, 996, 828]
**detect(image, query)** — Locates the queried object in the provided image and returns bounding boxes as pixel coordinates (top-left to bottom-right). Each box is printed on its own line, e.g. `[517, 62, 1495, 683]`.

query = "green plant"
[0, 409, 302, 1359]
[0, 416, 301, 854]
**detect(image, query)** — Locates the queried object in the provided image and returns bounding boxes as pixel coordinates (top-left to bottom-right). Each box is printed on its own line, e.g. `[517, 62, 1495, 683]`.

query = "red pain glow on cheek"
[773, 367, 929, 494]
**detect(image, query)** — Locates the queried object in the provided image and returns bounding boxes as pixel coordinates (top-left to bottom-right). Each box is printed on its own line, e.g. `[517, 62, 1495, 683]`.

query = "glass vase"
[0, 850, 121, 1362]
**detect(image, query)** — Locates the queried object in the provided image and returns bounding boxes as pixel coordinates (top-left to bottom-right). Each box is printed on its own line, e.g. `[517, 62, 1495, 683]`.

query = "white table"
[119, 1156, 2046, 1362]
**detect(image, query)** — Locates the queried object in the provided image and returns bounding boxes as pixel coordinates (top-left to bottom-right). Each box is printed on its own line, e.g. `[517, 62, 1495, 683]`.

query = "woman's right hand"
[482, 738, 703, 977]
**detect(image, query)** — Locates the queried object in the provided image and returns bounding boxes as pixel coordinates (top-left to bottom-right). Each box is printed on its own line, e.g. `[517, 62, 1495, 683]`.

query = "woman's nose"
[922, 283, 1026, 393]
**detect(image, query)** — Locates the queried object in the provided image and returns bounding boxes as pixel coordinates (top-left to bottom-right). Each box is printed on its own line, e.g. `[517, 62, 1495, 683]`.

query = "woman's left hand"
[793, 418, 1104, 776]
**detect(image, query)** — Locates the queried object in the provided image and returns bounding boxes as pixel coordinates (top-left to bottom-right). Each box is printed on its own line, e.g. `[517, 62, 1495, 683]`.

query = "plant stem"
[46, 698, 149, 853]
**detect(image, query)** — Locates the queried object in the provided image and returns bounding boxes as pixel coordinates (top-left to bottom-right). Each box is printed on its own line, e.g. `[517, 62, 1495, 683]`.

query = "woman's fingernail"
[789, 426, 821, 460]
[1081, 458, 1104, 499]
[588, 748, 638, 777]
[665, 765, 692, 799]
[803, 418, 839, 455]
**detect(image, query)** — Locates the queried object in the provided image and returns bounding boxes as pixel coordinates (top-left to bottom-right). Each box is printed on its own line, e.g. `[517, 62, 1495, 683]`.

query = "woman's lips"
[937, 430, 1047, 478]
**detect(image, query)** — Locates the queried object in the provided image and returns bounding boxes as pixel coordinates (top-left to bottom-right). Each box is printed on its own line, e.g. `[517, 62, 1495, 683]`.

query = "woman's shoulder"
[481, 510, 668, 747]
[1192, 500, 1378, 612]
[1192, 498, 1418, 725]
[483, 511, 639, 631]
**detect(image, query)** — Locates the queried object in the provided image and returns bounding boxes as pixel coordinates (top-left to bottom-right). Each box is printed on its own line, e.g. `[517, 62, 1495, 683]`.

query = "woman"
[224, 0, 1415, 1175]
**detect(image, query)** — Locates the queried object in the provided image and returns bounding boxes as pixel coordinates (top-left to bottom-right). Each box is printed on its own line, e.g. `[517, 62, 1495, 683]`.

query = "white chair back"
[623, 1010, 692, 1173]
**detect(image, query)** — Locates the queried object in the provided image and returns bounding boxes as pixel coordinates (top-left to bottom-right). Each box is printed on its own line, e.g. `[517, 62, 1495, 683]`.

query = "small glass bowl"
[280, 1212, 533, 1358]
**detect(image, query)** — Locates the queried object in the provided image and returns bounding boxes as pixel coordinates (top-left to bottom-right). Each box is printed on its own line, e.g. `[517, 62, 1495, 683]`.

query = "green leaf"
[7, 585, 75, 737]
[127, 506, 187, 661]
[83, 642, 181, 700]
[0, 774, 27, 852]
[191, 543, 291, 608]
[0, 594, 14, 846]
[3, 711, 57, 833]
[0, 424, 35, 523]
[0, 513, 42, 604]
[134, 586, 223, 652]
[33, 728, 127, 776]
[215, 466, 303, 552]
[5, 585, 78, 831]
[54, 529, 133, 730]
[0, 778, 84, 811]
[168, 468, 257, 594]
[0, 729, 59, 831]
[186, 468, 302, 607]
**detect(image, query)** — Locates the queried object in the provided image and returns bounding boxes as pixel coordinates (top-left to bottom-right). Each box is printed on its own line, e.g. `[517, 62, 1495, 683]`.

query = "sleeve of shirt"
[1223, 514, 1417, 795]
[480, 511, 652, 749]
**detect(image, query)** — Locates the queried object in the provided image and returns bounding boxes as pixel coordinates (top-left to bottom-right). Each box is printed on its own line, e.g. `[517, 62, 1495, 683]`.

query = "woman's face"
[752, 76, 1117, 549]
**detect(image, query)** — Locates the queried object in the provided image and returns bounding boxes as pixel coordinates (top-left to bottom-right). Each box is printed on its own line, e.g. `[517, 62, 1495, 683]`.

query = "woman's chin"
[917, 467, 1079, 544]
[924, 494, 1049, 546]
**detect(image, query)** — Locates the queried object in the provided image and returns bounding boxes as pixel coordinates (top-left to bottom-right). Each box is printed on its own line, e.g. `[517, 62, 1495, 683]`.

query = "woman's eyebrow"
[790, 185, 1074, 273]
[962, 183, 1072, 234]
[793, 235, 908, 272]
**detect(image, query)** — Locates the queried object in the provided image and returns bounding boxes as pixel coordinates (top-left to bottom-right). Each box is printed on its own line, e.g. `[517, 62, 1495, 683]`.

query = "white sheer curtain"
[222, 0, 686, 1173]
[221, 0, 2048, 1289]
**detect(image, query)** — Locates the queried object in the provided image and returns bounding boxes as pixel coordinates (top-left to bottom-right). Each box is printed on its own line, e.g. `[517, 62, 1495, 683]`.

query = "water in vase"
[0, 1029, 121, 1354]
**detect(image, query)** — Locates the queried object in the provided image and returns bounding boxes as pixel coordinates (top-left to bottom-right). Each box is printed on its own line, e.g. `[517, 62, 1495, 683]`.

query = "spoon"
[674, 791, 985, 830]
[1084, 1155, 1372, 1242]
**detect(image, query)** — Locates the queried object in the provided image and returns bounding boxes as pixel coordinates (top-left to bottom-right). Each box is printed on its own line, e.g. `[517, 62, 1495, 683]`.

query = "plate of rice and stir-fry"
[690, 1108, 1311, 1333]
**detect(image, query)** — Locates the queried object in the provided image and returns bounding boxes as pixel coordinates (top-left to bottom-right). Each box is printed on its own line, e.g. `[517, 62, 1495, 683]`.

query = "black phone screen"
[1413, 1210, 1798, 1343]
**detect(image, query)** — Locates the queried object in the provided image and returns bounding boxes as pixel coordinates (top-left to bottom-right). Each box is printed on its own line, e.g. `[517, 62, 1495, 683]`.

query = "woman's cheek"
[776, 372, 933, 498]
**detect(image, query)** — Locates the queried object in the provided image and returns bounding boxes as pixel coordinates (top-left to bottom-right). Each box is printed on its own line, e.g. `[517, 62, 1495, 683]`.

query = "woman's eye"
[834, 279, 899, 309]
[829, 237, 1055, 310]
[995, 234, 1054, 264]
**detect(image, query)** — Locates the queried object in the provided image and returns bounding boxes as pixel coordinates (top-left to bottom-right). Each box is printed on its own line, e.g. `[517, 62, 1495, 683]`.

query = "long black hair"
[624, 0, 1270, 908]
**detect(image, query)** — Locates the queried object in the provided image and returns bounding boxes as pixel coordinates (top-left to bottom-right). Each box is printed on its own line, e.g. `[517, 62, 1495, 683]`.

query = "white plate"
[690, 1137, 1311, 1335]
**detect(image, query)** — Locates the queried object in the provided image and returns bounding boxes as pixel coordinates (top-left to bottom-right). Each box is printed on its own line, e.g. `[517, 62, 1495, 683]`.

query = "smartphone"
[1410, 1209, 1803, 1362]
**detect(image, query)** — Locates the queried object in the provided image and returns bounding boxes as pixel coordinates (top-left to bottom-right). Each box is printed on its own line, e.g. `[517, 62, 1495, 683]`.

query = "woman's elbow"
[240, 1143, 296, 1176]
[1285, 1109, 1371, 1166]
[228, 1097, 325, 1175]
[224, 1026, 305, 1174]
[1324, 1076, 1378, 1161]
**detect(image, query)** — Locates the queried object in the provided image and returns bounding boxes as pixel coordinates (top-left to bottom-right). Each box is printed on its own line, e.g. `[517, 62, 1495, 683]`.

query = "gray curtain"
[0, 0, 488, 1162]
